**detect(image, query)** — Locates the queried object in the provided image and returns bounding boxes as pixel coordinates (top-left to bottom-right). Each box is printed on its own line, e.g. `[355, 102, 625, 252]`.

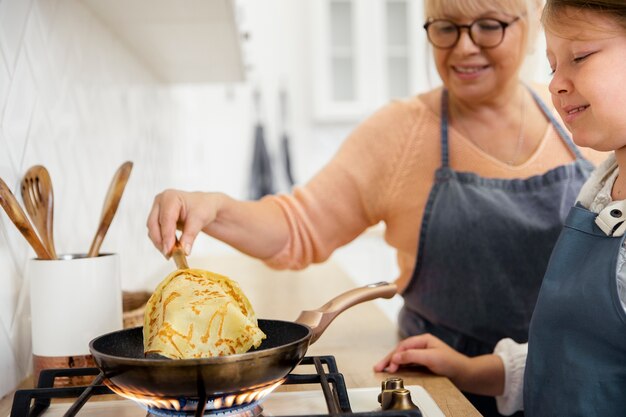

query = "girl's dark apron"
[399, 88, 594, 416]
[524, 204, 626, 416]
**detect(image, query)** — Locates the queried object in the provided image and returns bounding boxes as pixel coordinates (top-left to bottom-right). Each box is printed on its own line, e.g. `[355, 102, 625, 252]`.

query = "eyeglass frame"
[423, 16, 521, 49]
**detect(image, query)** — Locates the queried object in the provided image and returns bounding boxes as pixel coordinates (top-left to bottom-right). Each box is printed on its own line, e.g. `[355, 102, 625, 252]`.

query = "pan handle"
[294, 281, 397, 344]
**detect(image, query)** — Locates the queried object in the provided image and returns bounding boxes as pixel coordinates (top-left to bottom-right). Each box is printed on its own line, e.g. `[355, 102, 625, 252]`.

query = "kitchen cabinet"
[78, 0, 245, 83]
[309, 0, 431, 122]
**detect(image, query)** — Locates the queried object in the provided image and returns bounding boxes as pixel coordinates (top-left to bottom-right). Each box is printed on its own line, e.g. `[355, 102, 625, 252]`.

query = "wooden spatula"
[171, 237, 189, 270]
[87, 161, 133, 257]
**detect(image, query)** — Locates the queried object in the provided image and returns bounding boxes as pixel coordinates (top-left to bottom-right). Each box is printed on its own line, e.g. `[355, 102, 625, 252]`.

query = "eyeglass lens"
[427, 19, 506, 49]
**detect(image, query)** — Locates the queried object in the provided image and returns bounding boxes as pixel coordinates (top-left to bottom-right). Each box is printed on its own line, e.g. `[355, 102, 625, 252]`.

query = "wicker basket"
[122, 290, 151, 328]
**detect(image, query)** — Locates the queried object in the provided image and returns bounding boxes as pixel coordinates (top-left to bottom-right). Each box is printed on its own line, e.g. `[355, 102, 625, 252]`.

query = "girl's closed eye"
[573, 51, 596, 63]
[549, 52, 597, 75]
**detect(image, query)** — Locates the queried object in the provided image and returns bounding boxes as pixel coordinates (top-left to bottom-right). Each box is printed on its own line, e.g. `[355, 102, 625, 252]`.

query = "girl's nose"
[549, 72, 570, 96]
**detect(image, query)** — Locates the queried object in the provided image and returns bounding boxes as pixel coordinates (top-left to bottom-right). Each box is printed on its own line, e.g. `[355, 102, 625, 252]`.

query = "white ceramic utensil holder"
[28, 253, 123, 358]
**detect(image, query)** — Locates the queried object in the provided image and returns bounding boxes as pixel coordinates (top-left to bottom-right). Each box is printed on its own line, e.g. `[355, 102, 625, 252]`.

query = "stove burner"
[106, 378, 283, 416]
[144, 400, 263, 417]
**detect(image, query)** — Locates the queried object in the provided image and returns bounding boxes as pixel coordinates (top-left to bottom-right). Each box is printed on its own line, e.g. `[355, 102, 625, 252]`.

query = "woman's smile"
[452, 64, 490, 79]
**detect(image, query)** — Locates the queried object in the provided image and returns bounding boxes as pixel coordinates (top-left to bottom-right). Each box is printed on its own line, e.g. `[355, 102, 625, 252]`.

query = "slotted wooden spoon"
[21, 165, 57, 259]
[0, 177, 51, 259]
[87, 161, 133, 257]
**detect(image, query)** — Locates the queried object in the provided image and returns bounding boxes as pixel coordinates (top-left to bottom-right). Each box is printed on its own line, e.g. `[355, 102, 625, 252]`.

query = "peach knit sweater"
[264, 88, 605, 293]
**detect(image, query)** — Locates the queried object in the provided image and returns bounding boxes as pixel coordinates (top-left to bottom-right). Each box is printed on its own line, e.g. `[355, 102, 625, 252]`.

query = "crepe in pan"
[143, 268, 266, 359]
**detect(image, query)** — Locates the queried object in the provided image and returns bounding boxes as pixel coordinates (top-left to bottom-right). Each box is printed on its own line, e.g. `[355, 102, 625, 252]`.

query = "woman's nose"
[455, 29, 480, 52]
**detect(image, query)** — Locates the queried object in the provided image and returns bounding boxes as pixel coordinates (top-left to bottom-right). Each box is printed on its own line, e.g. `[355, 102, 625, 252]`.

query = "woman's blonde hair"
[425, 0, 533, 18]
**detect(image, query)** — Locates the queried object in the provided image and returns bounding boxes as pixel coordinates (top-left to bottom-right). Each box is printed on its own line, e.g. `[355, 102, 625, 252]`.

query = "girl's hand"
[374, 333, 469, 377]
[373, 333, 505, 396]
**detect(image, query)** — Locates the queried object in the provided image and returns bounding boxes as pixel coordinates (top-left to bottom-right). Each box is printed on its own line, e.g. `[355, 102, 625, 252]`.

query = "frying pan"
[89, 281, 396, 400]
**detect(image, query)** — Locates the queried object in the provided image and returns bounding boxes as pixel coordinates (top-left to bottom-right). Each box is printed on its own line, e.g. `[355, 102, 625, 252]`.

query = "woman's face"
[430, 6, 528, 104]
[546, 8, 626, 152]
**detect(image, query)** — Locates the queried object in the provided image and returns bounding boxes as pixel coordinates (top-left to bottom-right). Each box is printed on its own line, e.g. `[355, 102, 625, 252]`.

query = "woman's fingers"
[179, 214, 205, 255]
[146, 190, 186, 257]
[146, 197, 163, 250]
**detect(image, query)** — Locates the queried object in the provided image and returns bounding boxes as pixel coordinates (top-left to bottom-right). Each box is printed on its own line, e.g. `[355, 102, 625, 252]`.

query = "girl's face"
[431, 7, 528, 104]
[546, 8, 626, 152]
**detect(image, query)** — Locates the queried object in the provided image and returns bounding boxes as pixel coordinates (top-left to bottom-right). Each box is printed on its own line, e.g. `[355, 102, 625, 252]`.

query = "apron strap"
[439, 85, 587, 168]
[526, 86, 585, 160]
[440, 89, 451, 168]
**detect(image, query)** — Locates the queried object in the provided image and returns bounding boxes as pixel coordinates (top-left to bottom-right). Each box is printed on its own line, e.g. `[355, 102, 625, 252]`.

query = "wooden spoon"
[171, 237, 189, 270]
[87, 161, 133, 257]
[21, 165, 57, 259]
[0, 177, 52, 259]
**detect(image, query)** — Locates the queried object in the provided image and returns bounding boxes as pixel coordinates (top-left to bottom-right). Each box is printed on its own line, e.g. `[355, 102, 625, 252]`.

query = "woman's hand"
[147, 189, 289, 260]
[147, 190, 224, 257]
[374, 333, 505, 396]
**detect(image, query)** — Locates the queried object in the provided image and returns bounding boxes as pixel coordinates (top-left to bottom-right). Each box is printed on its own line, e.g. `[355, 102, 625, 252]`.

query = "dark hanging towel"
[281, 131, 295, 187]
[249, 89, 275, 200]
[279, 88, 296, 187]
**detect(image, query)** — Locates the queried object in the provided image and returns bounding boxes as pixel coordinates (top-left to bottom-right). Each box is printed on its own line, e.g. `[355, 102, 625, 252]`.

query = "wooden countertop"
[0, 255, 480, 417]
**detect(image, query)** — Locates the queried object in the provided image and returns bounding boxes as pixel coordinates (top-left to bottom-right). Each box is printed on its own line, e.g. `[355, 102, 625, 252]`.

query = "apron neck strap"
[526, 86, 584, 160]
[439, 85, 587, 168]
[440, 89, 451, 167]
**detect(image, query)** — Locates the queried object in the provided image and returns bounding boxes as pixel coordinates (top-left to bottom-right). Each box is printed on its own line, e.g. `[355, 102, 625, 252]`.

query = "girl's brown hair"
[542, 0, 626, 31]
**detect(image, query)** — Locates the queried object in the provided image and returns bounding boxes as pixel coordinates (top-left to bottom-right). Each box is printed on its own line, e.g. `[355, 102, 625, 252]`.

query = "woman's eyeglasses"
[423, 17, 520, 49]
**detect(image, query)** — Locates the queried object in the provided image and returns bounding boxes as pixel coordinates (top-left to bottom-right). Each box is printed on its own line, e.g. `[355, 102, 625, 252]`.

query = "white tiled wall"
[0, 0, 168, 396]
[0, 0, 257, 396]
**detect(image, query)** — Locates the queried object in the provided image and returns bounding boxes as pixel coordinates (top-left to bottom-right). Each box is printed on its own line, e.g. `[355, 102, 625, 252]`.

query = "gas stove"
[9, 356, 445, 417]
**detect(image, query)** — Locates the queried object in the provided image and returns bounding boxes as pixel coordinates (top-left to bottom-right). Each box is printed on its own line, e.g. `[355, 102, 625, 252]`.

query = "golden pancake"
[143, 268, 266, 359]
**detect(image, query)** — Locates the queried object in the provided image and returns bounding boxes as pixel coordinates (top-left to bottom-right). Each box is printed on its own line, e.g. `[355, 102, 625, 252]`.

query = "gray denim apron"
[524, 204, 626, 416]
[398, 88, 593, 416]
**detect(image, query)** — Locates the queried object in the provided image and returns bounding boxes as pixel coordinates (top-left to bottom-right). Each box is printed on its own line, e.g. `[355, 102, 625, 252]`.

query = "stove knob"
[378, 377, 404, 403]
[382, 377, 404, 391]
[380, 388, 420, 411]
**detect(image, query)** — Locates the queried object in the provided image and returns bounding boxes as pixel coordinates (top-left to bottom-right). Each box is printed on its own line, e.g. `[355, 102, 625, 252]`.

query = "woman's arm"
[147, 191, 288, 258]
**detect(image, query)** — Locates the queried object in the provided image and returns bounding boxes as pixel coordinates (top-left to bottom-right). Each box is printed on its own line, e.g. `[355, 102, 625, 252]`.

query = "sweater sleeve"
[262, 99, 420, 270]
[494, 338, 528, 415]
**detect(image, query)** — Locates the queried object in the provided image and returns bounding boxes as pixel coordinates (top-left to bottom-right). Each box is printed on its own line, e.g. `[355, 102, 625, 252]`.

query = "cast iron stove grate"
[9, 356, 422, 417]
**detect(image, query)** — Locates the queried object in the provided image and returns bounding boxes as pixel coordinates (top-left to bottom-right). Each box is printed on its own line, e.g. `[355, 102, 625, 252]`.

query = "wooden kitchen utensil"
[0, 177, 51, 259]
[171, 237, 189, 270]
[21, 165, 57, 259]
[87, 161, 133, 257]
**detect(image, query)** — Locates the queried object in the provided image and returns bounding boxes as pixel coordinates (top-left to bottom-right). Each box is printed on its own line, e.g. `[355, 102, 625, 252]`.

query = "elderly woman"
[147, 0, 604, 415]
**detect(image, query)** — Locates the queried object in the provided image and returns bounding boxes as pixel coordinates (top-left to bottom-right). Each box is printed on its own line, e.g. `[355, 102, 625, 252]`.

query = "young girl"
[375, 1, 626, 415]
